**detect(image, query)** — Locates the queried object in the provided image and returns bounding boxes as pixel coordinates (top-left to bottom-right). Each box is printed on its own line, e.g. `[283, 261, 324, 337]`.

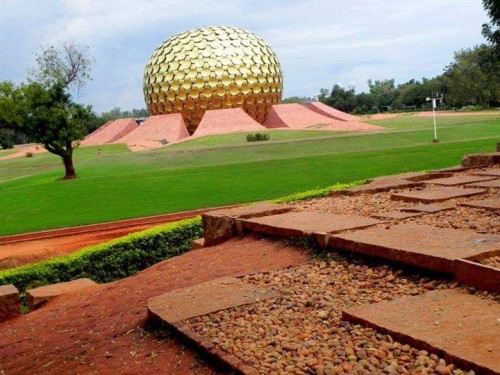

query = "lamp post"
[426, 94, 443, 143]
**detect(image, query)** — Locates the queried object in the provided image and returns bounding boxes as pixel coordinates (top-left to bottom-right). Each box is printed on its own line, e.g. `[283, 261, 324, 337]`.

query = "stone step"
[240, 211, 382, 239]
[148, 276, 275, 375]
[26, 278, 97, 310]
[466, 179, 500, 188]
[460, 198, 500, 211]
[423, 175, 495, 186]
[202, 202, 295, 246]
[0, 285, 21, 322]
[327, 223, 500, 273]
[472, 167, 500, 177]
[391, 186, 486, 203]
[398, 204, 454, 213]
[342, 289, 500, 375]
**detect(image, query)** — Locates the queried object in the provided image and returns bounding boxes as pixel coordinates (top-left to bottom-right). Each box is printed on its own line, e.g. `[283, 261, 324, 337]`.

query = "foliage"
[482, 0, 500, 52]
[281, 96, 315, 104]
[272, 181, 363, 203]
[25, 152, 33, 158]
[246, 133, 270, 142]
[444, 44, 500, 108]
[29, 41, 93, 92]
[0, 218, 203, 292]
[0, 81, 93, 179]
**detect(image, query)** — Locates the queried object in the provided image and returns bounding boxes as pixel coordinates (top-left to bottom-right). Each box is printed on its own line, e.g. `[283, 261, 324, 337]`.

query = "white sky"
[0, 0, 489, 112]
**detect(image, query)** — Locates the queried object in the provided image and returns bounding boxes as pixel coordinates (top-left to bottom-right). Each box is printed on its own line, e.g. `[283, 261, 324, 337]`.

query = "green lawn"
[0, 114, 498, 235]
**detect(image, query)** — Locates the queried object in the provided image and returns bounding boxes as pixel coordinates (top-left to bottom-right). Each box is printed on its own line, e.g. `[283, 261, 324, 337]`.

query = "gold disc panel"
[143, 26, 283, 133]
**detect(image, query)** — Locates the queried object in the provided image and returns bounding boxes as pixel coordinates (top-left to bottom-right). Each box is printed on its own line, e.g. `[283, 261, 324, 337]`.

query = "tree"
[0, 81, 92, 179]
[29, 41, 93, 92]
[368, 79, 397, 108]
[482, 0, 500, 52]
[323, 84, 357, 112]
[444, 44, 499, 107]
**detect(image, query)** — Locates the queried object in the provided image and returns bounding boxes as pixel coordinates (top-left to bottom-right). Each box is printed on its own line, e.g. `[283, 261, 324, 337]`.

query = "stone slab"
[371, 211, 423, 220]
[460, 198, 500, 211]
[26, 278, 97, 310]
[391, 187, 486, 203]
[399, 204, 454, 213]
[241, 211, 382, 239]
[327, 223, 500, 273]
[462, 152, 500, 168]
[466, 179, 500, 188]
[0, 284, 21, 322]
[455, 255, 500, 293]
[332, 178, 423, 196]
[202, 202, 294, 246]
[472, 168, 500, 177]
[342, 290, 500, 375]
[191, 238, 205, 249]
[424, 175, 495, 186]
[148, 276, 275, 323]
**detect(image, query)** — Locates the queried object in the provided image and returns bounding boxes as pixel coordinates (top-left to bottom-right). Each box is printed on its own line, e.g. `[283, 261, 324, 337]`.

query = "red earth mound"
[0, 236, 308, 374]
[192, 108, 266, 138]
[82, 119, 138, 146]
[265, 103, 384, 132]
[306, 101, 360, 122]
[117, 114, 190, 151]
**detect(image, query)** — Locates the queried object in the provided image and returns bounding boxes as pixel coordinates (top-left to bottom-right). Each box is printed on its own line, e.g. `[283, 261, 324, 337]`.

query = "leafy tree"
[482, 0, 500, 52]
[368, 79, 397, 107]
[322, 84, 357, 112]
[0, 81, 92, 179]
[29, 41, 94, 92]
[281, 96, 314, 104]
[444, 44, 499, 107]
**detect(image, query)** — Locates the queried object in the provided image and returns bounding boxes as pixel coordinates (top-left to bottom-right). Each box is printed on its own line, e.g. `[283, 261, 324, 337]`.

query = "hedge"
[0, 181, 365, 292]
[0, 217, 202, 292]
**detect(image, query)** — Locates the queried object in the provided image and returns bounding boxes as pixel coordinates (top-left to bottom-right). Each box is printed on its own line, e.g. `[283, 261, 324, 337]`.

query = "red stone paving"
[116, 114, 189, 150]
[0, 285, 20, 322]
[0, 235, 309, 374]
[342, 289, 500, 374]
[192, 108, 266, 138]
[148, 277, 275, 323]
[460, 198, 500, 211]
[391, 186, 486, 203]
[305, 102, 360, 122]
[455, 256, 500, 293]
[424, 175, 495, 186]
[241, 211, 382, 238]
[27, 278, 97, 310]
[472, 168, 500, 177]
[467, 179, 500, 188]
[81, 118, 138, 146]
[265, 103, 384, 132]
[327, 223, 500, 273]
[399, 204, 454, 213]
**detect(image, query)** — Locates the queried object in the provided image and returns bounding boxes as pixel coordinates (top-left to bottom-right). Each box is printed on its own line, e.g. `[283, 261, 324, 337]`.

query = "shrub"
[25, 152, 34, 157]
[0, 217, 202, 292]
[247, 133, 270, 142]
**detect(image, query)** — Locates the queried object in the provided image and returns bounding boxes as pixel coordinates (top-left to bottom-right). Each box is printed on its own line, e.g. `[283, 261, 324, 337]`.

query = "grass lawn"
[0, 113, 498, 235]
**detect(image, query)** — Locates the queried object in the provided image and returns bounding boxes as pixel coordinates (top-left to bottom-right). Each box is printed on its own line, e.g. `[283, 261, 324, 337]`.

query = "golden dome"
[143, 26, 283, 133]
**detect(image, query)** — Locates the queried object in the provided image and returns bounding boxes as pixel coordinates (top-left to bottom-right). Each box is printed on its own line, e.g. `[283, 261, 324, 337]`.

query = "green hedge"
[0, 217, 202, 292]
[272, 181, 363, 203]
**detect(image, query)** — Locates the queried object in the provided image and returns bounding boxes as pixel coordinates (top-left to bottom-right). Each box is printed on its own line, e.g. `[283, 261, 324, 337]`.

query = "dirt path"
[0, 235, 309, 374]
[0, 205, 239, 270]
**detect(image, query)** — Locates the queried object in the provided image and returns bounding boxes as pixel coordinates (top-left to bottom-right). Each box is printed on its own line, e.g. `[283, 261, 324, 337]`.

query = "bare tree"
[29, 41, 94, 92]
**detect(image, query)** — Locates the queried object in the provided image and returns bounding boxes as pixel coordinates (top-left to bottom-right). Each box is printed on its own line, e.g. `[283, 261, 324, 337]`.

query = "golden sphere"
[143, 26, 283, 133]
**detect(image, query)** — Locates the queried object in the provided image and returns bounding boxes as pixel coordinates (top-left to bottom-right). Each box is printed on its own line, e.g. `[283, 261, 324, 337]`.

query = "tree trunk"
[62, 154, 77, 180]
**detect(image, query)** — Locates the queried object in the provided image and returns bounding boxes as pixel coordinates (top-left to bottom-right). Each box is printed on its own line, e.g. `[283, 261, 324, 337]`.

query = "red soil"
[82, 119, 138, 146]
[0, 235, 309, 374]
[0, 206, 240, 270]
[192, 108, 266, 138]
[265, 104, 384, 132]
[117, 114, 190, 151]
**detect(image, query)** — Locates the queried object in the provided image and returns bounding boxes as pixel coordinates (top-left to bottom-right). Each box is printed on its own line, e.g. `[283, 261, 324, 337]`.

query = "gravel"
[188, 256, 490, 374]
[479, 255, 500, 269]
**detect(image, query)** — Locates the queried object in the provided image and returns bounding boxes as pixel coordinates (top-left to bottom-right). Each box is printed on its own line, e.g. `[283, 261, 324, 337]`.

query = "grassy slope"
[0, 114, 498, 235]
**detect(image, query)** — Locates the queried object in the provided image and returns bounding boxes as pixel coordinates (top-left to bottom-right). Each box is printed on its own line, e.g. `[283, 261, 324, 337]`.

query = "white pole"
[432, 99, 438, 142]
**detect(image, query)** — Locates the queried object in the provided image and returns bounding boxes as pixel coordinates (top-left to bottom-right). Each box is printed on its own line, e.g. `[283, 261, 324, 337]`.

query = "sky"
[0, 0, 490, 113]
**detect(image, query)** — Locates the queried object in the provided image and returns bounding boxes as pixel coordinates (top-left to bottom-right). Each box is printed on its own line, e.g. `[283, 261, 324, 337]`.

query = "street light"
[426, 93, 444, 143]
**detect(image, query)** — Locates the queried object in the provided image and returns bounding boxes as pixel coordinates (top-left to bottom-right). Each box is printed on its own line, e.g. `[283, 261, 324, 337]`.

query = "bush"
[370, 105, 380, 114]
[25, 152, 34, 157]
[0, 217, 202, 292]
[247, 133, 270, 142]
[461, 105, 483, 111]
